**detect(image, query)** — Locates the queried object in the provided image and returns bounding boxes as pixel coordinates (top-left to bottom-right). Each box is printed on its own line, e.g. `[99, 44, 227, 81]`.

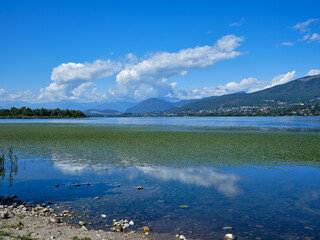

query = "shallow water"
[0, 116, 320, 130]
[0, 121, 320, 239]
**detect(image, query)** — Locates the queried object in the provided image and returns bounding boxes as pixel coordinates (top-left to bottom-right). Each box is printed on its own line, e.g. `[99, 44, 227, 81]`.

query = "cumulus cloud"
[229, 18, 245, 27]
[109, 34, 244, 100]
[173, 77, 267, 99]
[173, 71, 297, 99]
[51, 59, 122, 83]
[306, 69, 320, 76]
[264, 71, 296, 89]
[39, 59, 122, 102]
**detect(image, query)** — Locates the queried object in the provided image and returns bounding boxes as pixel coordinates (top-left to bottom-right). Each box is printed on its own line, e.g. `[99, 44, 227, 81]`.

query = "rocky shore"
[0, 195, 154, 240]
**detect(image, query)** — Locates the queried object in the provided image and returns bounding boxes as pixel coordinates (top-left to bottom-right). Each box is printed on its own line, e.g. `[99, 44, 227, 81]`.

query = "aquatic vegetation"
[0, 146, 18, 186]
[0, 123, 319, 169]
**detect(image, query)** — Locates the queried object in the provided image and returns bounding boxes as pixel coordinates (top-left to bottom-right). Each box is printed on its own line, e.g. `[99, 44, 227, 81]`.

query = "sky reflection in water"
[2, 156, 320, 240]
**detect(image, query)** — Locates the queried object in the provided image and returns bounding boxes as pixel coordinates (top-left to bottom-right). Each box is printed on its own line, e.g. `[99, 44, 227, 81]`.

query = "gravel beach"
[0, 196, 156, 240]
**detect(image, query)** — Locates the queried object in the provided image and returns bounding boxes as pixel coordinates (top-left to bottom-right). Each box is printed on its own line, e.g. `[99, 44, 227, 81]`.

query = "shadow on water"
[0, 147, 18, 186]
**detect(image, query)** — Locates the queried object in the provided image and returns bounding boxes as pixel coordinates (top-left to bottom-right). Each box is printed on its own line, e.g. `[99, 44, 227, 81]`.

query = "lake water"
[0, 117, 320, 240]
[1, 116, 320, 130]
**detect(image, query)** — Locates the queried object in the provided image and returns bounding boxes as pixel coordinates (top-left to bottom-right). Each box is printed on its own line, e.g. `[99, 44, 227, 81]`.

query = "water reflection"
[53, 163, 86, 174]
[296, 190, 320, 215]
[51, 154, 241, 197]
[139, 166, 241, 197]
[0, 147, 18, 186]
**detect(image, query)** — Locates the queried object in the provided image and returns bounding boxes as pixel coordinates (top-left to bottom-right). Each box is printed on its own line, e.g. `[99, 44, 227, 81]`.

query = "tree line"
[0, 107, 87, 118]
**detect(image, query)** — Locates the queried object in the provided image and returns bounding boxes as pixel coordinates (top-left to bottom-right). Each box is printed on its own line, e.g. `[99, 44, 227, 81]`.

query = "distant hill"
[84, 109, 122, 116]
[168, 74, 320, 114]
[171, 99, 199, 107]
[126, 98, 175, 113]
[125, 98, 200, 113]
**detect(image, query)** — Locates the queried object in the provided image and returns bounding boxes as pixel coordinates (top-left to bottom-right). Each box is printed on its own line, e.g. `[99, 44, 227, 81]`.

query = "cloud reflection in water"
[138, 166, 241, 197]
[51, 153, 241, 197]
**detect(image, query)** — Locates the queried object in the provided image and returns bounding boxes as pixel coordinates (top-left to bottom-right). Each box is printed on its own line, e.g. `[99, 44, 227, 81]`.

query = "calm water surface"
[0, 118, 320, 240]
[0, 116, 320, 129]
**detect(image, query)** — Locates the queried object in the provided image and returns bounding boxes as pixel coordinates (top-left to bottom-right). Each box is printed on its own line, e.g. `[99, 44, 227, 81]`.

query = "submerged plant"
[0, 146, 18, 186]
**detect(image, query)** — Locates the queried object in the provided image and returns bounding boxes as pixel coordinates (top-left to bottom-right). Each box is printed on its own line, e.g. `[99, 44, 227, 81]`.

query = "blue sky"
[0, 0, 320, 106]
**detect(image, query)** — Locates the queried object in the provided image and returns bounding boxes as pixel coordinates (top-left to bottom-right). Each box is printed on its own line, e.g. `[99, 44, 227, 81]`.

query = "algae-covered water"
[0, 120, 320, 239]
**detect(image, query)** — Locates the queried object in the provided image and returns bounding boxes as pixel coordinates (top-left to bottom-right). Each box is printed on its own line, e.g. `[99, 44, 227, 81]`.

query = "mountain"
[126, 98, 175, 113]
[171, 99, 199, 107]
[125, 98, 201, 113]
[168, 74, 320, 113]
[84, 109, 122, 116]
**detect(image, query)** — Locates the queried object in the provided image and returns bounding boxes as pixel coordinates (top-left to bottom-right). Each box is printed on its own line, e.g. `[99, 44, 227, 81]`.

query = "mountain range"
[168, 74, 320, 114]
[1, 74, 319, 115]
[123, 74, 320, 114]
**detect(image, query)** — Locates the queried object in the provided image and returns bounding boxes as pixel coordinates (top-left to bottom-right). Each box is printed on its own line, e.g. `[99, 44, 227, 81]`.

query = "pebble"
[179, 235, 187, 240]
[123, 223, 130, 229]
[49, 217, 61, 223]
[137, 186, 143, 190]
[79, 221, 86, 226]
[225, 233, 235, 240]
[94, 197, 100, 199]
[223, 226, 233, 230]
[304, 226, 314, 230]
[129, 220, 134, 225]
[143, 226, 151, 232]
[101, 214, 107, 218]
[81, 225, 88, 231]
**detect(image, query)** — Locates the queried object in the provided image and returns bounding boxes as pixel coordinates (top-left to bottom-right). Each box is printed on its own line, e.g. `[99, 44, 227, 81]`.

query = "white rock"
[78, 221, 86, 226]
[225, 233, 235, 240]
[101, 214, 107, 218]
[129, 220, 134, 226]
[123, 223, 130, 229]
[179, 235, 186, 240]
[81, 225, 88, 231]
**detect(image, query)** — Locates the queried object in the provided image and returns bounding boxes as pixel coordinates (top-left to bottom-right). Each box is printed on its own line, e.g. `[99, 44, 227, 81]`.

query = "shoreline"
[0, 195, 156, 240]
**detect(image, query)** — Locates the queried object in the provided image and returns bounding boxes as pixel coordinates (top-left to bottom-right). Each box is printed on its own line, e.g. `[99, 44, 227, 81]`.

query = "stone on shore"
[225, 233, 235, 240]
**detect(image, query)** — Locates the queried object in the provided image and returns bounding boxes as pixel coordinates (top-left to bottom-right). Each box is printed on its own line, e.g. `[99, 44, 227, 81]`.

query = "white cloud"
[125, 53, 138, 63]
[39, 59, 122, 102]
[281, 41, 294, 46]
[306, 69, 320, 76]
[51, 59, 122, 83]
[0, 89, 36, 102]
[293, 19, 319, 33]
[174, 77, 267, 99]
[309, 33, 320, 41]
[174, 71, 297, 99]
[293, 19, 320, 43]
[265, 71, 296, 89]
[109, 34, 244, 100]
[229, 18, 245, 27]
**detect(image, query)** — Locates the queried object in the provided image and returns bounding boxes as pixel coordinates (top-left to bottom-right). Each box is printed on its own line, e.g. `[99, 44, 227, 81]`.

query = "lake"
[0, 117, 320, 239]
